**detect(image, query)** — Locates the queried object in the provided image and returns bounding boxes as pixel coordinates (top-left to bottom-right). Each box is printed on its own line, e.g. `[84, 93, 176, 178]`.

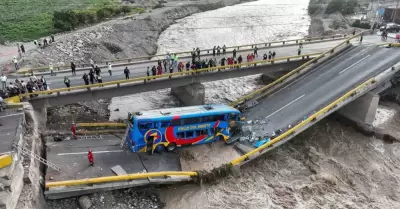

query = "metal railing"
[22, 34, 347, 73]
[20, 53, 321, 98]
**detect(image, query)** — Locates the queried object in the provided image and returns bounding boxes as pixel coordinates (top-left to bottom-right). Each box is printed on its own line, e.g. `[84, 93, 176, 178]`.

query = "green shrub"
[326, 0, 358, 15]
[53, 10, 78, 31]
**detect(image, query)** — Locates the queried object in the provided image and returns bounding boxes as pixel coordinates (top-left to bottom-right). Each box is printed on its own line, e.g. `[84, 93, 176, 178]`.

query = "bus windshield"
[125, 104, 242, 153]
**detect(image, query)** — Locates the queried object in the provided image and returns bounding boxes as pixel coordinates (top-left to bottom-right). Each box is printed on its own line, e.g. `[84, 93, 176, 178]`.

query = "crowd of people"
[1, 42, 288, 98]
[0, 73, 49, 99]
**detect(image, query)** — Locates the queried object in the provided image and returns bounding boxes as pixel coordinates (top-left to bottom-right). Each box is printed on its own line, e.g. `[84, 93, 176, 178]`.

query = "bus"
[125, 104, 243, 153]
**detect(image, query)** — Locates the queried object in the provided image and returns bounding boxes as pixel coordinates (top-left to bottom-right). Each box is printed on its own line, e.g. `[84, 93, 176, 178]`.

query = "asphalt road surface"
[24, 35, 386, 90]
[242, 45, 400, 136]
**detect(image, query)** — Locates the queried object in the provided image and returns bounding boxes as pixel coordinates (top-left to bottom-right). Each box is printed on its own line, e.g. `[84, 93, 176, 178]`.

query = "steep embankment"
[22, 0, 251, 68]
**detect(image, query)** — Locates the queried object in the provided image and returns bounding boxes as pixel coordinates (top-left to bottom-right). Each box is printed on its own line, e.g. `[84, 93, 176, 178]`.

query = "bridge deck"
[243, 45, 400, 139]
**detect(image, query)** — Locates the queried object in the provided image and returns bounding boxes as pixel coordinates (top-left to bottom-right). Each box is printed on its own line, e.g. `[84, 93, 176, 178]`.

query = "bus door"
[146, 134, 157, 154]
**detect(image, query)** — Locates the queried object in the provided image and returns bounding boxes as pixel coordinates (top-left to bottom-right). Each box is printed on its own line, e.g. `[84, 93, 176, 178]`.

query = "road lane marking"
[57, 150, 123, 156]
[265, 94, 305, 119]
[339, 55, 371, 74]
[0, 113, 23, 118]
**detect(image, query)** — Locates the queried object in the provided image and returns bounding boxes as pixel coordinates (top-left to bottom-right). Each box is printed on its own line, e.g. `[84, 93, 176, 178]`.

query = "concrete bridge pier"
[338, 92, 380, 126]
[171, 83, 205, 106]
[34, 107, 47, 129]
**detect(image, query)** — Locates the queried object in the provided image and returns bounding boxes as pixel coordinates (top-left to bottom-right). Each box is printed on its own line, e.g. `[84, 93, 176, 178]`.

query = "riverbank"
[17, 0, 252, 69]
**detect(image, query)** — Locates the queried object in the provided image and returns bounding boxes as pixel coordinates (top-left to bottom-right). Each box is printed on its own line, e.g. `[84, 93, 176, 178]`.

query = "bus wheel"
[155, 144, 165, 153]
[166, 143, 177, 152]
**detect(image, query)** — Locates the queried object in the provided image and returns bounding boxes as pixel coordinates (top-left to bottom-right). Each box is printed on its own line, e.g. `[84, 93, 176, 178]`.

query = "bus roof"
[133, 104, 240, 120]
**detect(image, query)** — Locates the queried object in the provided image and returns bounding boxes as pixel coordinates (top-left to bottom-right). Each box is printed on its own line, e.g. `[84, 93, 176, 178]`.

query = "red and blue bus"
[125, 104, 243, 153]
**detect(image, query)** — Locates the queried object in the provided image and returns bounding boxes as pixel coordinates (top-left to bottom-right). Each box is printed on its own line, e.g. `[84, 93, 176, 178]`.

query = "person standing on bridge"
[1, 74, 7, 90]
[88, 149, 94, 166]
[191, 51, 196, 64]
[268, 51, 272, 60]
[151, 66, 157, 79]
[96, 74, 103, 86]
[157, 65, 162, 75]
[186, 61, 190, 72]
[108, 63, 112, 76]
[222, 45, 226, 55]
[297, 48, 301, 56]
[196, 47, 201, 59]
[89, 69, 95, 84]
[71, 62, 76, 76]
[124, 66, 130, 80]
[254, 46, 258, 57]
[233, 48, 237, 59]
[213, 46, 216, 56]
[90, 59, 95, 69]
[49, 63, 55, 76]
[64, 76, 70, 88]
[82, 73, 89, 85]
[272, 51, 276, 59]
[163, 59, 167, 73]
[147, 67, 150, 80]
[94, 65, 101, 76]
[217, 46, 221, 56]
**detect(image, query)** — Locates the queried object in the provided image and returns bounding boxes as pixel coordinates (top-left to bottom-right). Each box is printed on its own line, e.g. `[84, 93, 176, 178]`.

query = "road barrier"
[21, 34, 347, 74]
[76, 123, 127, 127]
[45, 171, 198, 188]
[229, 32, 366, 107]
[19, 53, 321, 98]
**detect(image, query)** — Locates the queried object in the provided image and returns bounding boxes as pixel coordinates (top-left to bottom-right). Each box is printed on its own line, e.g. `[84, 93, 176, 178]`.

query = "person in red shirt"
[88, 149, 94, 166]
[157, 65, 162, 75]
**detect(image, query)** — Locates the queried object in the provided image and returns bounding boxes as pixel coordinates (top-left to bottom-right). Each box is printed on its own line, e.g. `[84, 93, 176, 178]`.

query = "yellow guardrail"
[4, 96, 21, 104]
[20, 53, 321, 98]
[0, 155, 13, 169]
[230, 77, 375, 166]
[76, 123, 127, 127]
[24, 35, 345, 73]
[229, 32, 365, 107]
[45, 171, 198, 188]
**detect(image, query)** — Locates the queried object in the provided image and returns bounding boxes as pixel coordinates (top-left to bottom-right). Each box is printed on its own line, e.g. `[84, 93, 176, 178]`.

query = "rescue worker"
[64, 76, 70, 88]
[82, 73, 89, 85]
[71, 62, 76, 76]
[124, 66, 130, 79]
[88, 149, 94, 166]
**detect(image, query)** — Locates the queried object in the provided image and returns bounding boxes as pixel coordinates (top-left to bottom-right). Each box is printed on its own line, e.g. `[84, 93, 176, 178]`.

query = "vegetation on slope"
[0, 0, 144, 42]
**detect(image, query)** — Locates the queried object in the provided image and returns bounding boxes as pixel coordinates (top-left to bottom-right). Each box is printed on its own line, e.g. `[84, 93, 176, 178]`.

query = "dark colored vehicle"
[380, 23, 400, 33]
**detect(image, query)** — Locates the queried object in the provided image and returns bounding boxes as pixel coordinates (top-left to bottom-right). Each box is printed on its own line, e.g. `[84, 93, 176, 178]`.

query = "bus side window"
[160, 121, 171, 128]
[172, 119, 182, 126]
[138, 122, 153, 130]
[177, 132, 184, 138]
[186, 131, 194, 138]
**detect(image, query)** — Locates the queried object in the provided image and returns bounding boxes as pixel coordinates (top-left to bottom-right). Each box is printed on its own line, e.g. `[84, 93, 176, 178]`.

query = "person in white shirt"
[90, 59, 95, 69]
[108, 63, 112, 76]
[0, 74, 7, 90]
[12, 57, 19, 70]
